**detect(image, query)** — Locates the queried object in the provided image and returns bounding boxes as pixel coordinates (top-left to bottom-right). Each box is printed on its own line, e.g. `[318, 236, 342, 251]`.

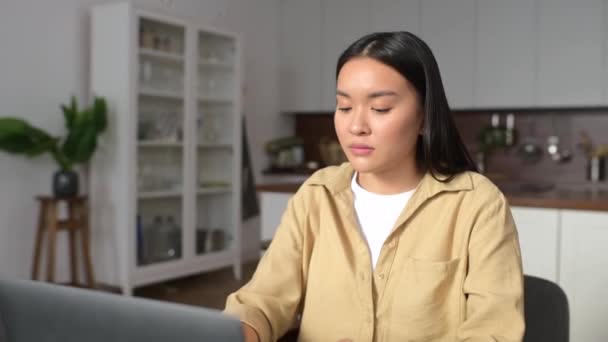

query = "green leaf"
[63, 124, 96, 163]
[0, 118, 56, 156]
[62, 108, 96, 163]
[1, 95, 107, 168]
[92, 97, 107, 132]
[61, 96, 78, 130]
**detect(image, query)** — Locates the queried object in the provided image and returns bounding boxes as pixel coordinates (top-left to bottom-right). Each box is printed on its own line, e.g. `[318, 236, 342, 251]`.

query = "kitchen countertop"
[256, 182, 608, 212]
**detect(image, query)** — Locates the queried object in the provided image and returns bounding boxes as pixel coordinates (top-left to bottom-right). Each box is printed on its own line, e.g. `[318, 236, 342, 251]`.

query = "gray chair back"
[523, 275, 569, 342]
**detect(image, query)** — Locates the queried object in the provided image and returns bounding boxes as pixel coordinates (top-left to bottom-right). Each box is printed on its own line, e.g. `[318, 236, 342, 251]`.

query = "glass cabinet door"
[136, 17, 186, 266]
[195, 31, 236, 256]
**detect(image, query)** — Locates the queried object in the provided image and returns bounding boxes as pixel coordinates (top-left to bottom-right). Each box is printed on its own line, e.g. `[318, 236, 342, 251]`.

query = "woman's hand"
[241, 323, 260, 342]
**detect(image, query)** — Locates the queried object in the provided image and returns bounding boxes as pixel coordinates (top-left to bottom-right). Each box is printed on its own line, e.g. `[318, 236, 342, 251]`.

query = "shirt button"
[377, 273, 385, 280]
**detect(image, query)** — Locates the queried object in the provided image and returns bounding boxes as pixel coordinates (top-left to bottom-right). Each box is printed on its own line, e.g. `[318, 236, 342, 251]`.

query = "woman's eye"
[337, 107, 352, 113]
[373, 107, 391, 113]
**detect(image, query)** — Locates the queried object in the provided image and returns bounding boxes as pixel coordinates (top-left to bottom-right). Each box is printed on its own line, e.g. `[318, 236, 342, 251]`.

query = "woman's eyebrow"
[336, 90, 350, 98]
[336, 90, 398, 98]
[368, 90, 398, 98]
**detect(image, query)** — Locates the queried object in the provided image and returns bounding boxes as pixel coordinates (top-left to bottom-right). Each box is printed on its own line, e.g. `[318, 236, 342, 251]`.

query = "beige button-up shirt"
[225, 163, 524, 342]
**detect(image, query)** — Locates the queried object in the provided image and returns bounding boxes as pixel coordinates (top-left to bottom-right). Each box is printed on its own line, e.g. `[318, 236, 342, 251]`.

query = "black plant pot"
[53, 170, 79, 198]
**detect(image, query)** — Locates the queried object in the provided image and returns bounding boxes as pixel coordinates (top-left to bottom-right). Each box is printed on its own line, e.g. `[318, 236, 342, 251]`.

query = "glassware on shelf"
[164, 215, 181, 259]
[142, 215, 163, 263]
[138, 163, 154, 191]
[161, 65, 175, 88]
[210, 228, 226, 252]
[221, 44, 235, 64]
[151, 111, 180, 142]
[157, 154, 181, 191]
[141, 27, 155, 49]
[206, 79, 217, 97]
[199, 179, 231, 189]
[139, 61, 153, 86]
[136, 215, 144, 265]
[160, 33, 172, 53]
[143, 215, 182, 263]
[196, 227, 209, 254]
[201, 114, 218, 143]
[137, 120, 151, 141]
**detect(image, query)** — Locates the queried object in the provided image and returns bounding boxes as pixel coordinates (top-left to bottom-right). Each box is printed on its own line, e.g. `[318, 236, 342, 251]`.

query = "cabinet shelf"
[138, 141, 183, 147]
[138, 190, 182, 199]
[197, 186, 232, 195]
[198, 96, 233, 104]
[140, 88, 183, 100]
[139, 48, 184, 63]
[197, 143, 232, 149]
[199, 59, 233, 70]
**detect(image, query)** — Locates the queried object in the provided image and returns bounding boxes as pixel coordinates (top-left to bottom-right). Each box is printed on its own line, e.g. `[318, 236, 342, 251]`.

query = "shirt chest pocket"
[389, 257, 462, 341]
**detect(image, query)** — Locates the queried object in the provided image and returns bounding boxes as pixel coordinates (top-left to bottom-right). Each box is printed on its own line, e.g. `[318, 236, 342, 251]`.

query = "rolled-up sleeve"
[458, 190, 525, 342]
[224, 190, 308, 342]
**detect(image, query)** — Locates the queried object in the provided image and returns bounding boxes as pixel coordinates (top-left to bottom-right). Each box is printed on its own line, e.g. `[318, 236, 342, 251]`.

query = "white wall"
[0, 0, 286, 281]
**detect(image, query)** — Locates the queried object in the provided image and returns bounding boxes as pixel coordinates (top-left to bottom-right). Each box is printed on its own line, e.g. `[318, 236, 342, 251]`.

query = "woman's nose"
[348, 110, 370, 135]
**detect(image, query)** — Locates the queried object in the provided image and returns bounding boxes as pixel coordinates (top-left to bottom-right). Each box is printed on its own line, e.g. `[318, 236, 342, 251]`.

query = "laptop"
[0, 279, 243, 342]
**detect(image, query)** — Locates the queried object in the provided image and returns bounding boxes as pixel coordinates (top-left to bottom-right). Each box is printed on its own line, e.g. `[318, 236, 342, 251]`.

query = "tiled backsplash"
[453, 109, 608, 183]
[293, 109, 608, 184]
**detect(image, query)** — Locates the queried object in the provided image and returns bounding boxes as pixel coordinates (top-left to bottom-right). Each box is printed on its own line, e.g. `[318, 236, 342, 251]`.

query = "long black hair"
[336, 31, 477, 181]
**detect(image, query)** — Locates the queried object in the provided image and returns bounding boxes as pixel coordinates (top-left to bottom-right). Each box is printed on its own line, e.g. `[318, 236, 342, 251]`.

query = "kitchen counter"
[256, 182, 608, 212]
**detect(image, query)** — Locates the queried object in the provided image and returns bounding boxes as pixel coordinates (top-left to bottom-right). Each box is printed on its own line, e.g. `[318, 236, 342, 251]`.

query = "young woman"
[225, 31, 524, 342]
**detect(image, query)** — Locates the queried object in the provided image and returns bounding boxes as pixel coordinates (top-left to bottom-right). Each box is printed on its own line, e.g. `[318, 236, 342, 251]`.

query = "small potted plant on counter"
[0, 96, 107, 197]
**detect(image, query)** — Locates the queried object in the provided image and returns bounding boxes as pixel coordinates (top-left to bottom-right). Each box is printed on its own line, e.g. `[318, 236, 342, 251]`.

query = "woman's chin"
[347, 158, 377, 173]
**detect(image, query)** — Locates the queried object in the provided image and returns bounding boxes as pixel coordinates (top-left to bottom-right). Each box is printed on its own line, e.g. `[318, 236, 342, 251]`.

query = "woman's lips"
[349, 144, 374, 156]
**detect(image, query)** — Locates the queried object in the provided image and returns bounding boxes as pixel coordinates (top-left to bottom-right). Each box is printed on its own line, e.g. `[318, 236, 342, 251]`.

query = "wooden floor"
[132, 259, 299, 341]
[133, 259, 259, 310]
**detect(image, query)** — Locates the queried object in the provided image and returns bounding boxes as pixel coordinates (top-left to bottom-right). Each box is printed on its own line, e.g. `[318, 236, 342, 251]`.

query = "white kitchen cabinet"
[370, 0, 421, 35]
[260, 192, 293, 243]
[510, 206, 560, 282]
[560, 209, 608, 342]
[320, 0, 371, 111]
[279, 0, 323, 113]
[90, 2, 242, 295]
[475, 0, 536, 108]
[537, 0, 604, 106]
[420, 0, 475, 109]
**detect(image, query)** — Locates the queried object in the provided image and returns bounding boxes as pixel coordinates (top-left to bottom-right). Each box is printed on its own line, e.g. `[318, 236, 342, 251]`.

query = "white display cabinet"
[90, 2, 242, 295]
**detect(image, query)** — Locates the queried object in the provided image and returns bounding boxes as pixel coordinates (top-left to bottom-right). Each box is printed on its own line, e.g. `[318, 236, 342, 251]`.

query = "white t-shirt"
[351, 173, 415, 269]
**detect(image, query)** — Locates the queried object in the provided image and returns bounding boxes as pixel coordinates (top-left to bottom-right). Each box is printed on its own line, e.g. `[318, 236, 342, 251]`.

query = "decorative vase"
[53, 170, 79, 198]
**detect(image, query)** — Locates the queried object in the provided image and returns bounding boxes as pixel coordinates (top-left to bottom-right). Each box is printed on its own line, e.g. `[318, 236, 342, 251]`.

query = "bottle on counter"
[505, 113, 516, 147]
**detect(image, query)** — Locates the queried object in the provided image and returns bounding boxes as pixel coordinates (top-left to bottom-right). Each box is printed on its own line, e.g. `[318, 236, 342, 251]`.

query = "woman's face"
[334, 57, 424, 176]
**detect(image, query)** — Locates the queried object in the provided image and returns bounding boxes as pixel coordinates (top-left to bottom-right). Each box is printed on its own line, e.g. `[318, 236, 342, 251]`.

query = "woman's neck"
[356, 162, 423, 195]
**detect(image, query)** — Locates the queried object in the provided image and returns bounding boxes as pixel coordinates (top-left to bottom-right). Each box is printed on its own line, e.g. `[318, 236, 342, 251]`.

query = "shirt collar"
[306, 162, 474, 198]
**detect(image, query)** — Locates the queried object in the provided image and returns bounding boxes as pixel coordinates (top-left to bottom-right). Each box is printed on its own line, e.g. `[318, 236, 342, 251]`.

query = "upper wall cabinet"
[320, 0, 371, 111]
[370, 0, 421, 35]
[420, 0, 476, 109]
[475, 0, 536, 108]
[537, 0, 604, 106]
[279, 0, 608, 112]
[279, 0, 322, 113]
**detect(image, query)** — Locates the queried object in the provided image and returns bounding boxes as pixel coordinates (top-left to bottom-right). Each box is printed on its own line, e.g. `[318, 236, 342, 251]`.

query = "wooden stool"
[31, 196, 95, 288]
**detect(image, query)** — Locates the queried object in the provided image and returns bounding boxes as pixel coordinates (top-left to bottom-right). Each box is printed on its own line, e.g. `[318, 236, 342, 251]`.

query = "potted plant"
[0, 96, 107, 197]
